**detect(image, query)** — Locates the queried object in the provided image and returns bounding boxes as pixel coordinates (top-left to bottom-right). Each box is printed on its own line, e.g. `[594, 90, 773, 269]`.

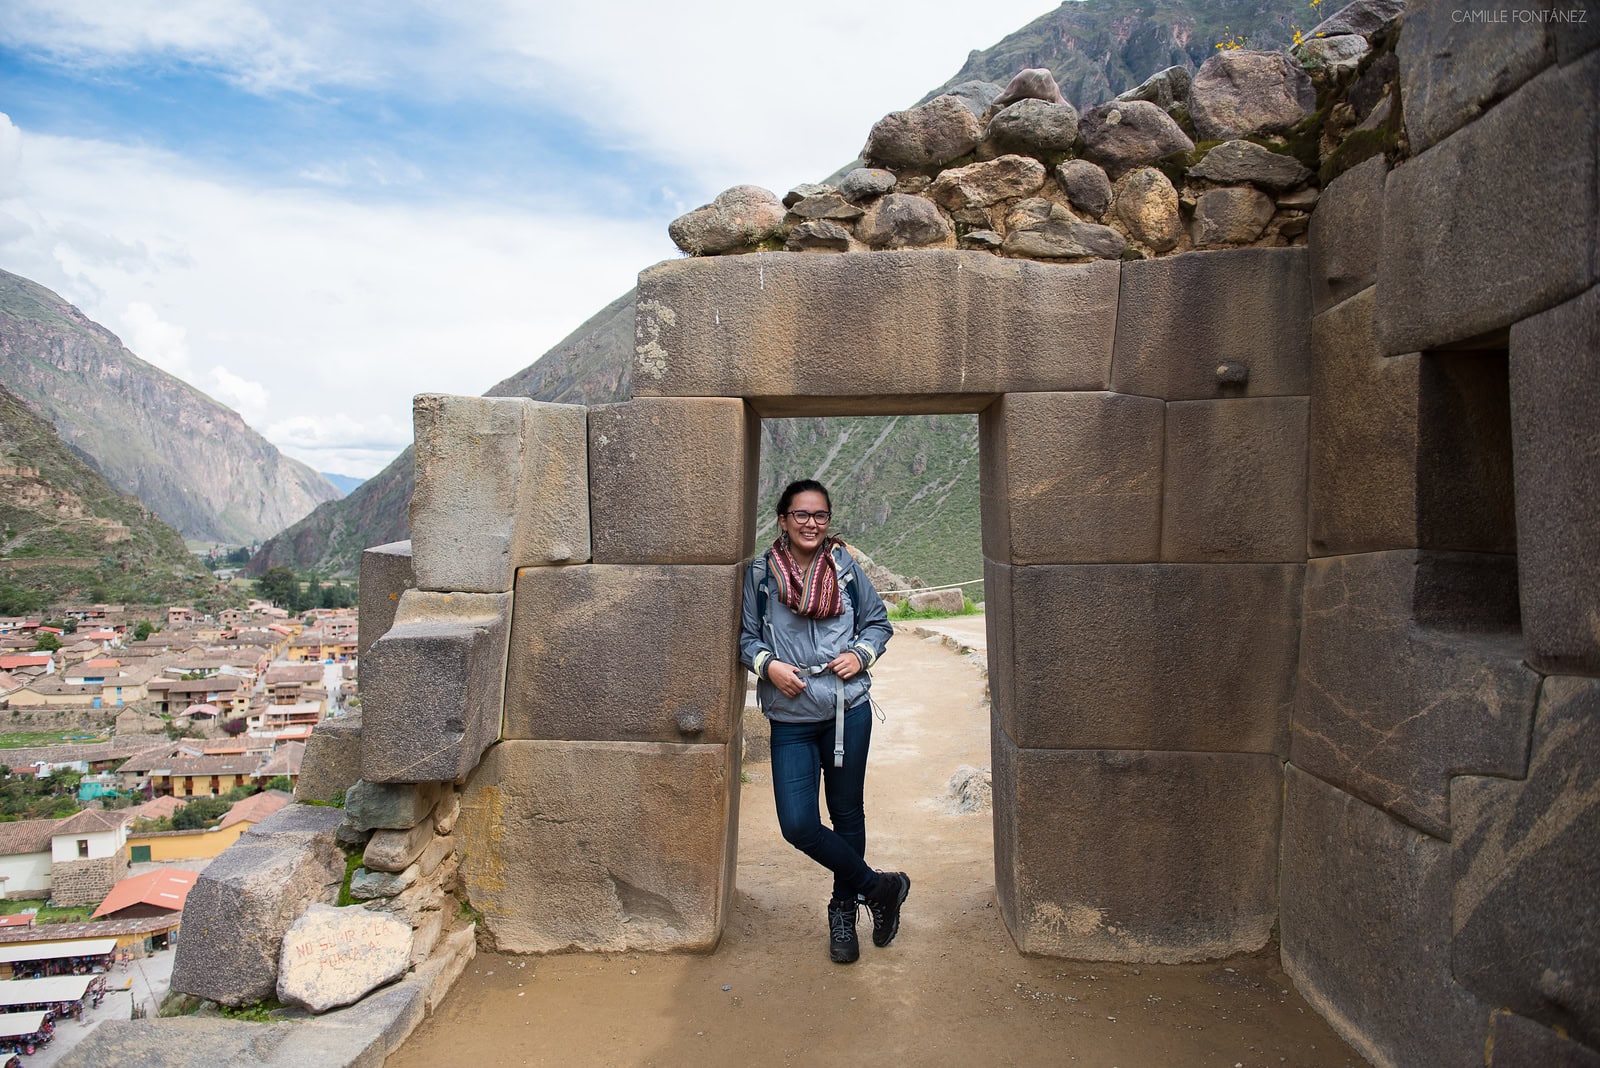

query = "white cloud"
[208, 366, 270, 425]
[0, 118, 674, 477]
[3, 2, 1060, 197]
[119, 302, 194, 378]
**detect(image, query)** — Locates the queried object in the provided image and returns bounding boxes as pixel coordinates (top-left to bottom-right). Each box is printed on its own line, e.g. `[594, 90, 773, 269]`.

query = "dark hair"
[776, 479, 831, 515]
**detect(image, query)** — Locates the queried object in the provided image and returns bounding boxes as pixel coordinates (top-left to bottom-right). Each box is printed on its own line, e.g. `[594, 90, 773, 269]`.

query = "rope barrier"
[876, 577, 985, 596]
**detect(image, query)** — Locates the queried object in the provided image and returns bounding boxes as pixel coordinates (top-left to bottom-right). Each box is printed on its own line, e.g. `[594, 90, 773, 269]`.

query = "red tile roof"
[53, 809, 132, 836]
[91, 870, 199, 918]
[218, 790, 292, 830]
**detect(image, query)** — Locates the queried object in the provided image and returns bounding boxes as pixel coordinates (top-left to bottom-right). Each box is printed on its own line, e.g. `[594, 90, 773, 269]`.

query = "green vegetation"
[757, 414, 984, 595]
[0, 899, 94, 924]
[0, 381, 221, 613]
[0, 769, 84, 820]
[219, 999, 285, 1022]
[132, 784, 257, 833]
[335, 851, 365, 907]
[0, 730, 110, 749]
[887, 595, 981, 621]
[254, 566, 355, 611]
[132, 620, 157, 641]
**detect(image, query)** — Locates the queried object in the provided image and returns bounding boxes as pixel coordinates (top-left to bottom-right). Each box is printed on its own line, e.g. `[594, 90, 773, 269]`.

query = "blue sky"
[0, 0, 1060, 477]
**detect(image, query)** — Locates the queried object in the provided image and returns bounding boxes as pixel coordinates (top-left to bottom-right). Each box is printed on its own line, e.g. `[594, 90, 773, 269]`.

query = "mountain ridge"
[0, 380, 211, 613]
[0, 269, 341, 545]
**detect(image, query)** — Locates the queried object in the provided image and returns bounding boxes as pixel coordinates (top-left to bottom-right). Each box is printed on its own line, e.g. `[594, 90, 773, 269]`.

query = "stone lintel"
[633, 251, 1118, 401]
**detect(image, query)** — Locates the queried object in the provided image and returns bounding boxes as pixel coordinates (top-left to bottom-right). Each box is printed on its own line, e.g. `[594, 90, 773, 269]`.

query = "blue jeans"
[769, 701, 875, 901]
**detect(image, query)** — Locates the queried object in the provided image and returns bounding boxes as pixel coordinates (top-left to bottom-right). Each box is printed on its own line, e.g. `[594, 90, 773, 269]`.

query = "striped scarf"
[768, 535, 846, 619]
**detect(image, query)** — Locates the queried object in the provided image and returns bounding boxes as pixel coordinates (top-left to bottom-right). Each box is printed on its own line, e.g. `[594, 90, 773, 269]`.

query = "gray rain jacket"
[739, 544, 892, 724]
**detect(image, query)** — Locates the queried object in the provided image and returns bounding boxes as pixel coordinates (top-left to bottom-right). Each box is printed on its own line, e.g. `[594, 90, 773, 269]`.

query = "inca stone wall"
[1281, 6, 1599, 1063]
[50, 855, 124, 908]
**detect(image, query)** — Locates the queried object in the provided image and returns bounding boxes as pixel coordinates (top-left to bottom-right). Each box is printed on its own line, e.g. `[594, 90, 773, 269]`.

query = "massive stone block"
[985, 560, 1300, 754]
[1452, 676, 1600, 1050]
[1307, 154, 1386, 316]
[358, 541, 416, 696]
[1280, 765, 1489, 1068]
[1161, 397, 1307, 562]
[1308, 290, 1519, 556]
[456, 739, 738, 953]
[633, 252, 1118, 410]
[1378, 51, 1598, 353]
[503, 563, 743, 743]
[1292, 551, 1540, 838]
[992, 729, 1281, 962]
[409, 395, 590, 593]
[978, 391, 1164, 565]
[170, 805, 346, 1007]
[1396, 0, 1555, 154]
[587, 399, 758, 564]
[1111, 247, 1311, 400]
[358, 541, 416, 658]
[1509, 285, 1600, 674]
[295, 712, 362, 804]
[361, 590, 512, 783]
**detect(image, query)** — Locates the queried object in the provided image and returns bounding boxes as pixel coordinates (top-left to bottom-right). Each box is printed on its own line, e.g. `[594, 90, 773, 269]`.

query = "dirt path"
[391, 625, 1362, 1068]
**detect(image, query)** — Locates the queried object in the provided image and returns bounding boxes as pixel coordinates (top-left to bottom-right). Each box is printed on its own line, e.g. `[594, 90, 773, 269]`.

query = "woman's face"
[778, 489, 831, 557]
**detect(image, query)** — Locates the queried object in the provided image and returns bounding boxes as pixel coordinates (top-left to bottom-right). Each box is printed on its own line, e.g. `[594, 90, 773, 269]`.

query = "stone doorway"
[436, 245, 1313, 962]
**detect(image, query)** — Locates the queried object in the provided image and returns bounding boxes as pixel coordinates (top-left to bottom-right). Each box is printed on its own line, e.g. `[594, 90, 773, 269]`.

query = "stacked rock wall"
[1283, 7, 1599, 1065]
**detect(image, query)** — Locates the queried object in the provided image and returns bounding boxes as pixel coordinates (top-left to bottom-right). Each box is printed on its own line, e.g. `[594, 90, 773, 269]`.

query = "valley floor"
[390, 622, 1361, 1068]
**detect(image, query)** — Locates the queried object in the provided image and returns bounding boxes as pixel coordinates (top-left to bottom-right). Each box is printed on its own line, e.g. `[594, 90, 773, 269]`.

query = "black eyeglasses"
[783, 510, 831, 526]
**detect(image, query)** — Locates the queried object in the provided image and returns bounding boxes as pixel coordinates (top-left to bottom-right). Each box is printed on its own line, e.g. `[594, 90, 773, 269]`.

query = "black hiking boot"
[828, 898, 860, 964]
[862, 871, 911, 948]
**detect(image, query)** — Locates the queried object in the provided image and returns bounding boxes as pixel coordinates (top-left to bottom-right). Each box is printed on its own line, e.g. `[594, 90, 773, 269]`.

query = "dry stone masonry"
[118, 3, 1596, 1065]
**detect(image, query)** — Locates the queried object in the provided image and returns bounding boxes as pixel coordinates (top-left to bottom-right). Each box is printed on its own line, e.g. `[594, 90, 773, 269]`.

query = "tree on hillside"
[319, 581, 354, 609]
[132, 620, 156, 641]
[221, 718, 248, 737]
[256, 566, 301, 610]
[172, 796, 232, 830]
[33, 633, 60, 652]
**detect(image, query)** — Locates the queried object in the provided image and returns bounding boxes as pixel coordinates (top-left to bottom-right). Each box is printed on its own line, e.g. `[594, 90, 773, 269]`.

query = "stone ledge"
[57, 925, 476, 1068]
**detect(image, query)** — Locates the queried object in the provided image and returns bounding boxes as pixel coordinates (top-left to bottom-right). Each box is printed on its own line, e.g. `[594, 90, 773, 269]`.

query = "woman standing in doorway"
[740, 478, 909, 964]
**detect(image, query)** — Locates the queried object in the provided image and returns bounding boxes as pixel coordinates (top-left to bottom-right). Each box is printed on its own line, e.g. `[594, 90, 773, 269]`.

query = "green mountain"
[248, 0, 1308, 588]
[0, 270, 341, 544]
[0, 381, 212, 614]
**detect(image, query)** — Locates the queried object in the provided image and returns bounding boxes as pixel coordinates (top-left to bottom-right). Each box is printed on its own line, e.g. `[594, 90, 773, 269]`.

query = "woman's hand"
[767, 660, 808, 698]
[828, 651, 865, 681]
